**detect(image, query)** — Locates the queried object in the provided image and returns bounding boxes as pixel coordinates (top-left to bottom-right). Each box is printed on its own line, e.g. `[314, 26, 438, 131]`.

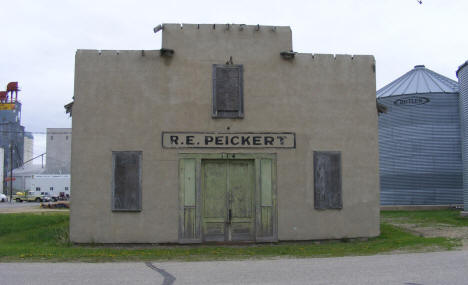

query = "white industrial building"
[12, 128, 71, 199]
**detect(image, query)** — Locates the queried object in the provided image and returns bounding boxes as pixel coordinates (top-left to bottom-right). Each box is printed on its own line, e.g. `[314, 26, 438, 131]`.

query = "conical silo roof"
[377, 65, 459, 98]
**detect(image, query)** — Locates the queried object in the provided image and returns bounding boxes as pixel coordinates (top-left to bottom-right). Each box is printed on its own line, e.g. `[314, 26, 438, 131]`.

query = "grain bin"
[377, 65, 462, 205]
[457, 60, 468, 211]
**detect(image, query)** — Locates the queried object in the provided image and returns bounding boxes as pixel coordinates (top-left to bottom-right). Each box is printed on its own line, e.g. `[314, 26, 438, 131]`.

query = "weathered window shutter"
[314, 151, 342, 210]
[112, 151, 142, 211]
[212, 65, 244, 118]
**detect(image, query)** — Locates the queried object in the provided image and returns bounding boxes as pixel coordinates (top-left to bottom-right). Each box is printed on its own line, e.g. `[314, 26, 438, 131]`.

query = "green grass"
[0, 212, 461, 262]
[381, 209, 468, 227]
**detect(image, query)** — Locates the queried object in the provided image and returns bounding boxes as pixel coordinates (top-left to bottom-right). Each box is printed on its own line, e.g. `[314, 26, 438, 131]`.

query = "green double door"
[202, 159, 255, 242]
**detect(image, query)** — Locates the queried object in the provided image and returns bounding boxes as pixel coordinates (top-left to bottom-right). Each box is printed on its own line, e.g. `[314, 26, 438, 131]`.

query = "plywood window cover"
[111, 151, 142, 212]
[314, 151, 342, 210]
[212, 64, 244, 118]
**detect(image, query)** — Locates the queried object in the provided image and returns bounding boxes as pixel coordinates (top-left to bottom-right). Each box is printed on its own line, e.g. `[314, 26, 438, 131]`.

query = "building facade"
[377, 65, 463, 205]
[45, 128, 71, 174]
[70, 24, 380, 243]
[23, 132, 34, 164]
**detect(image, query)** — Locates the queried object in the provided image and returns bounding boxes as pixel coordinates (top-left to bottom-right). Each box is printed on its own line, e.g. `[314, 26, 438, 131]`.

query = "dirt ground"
[386, 222, 468, 249]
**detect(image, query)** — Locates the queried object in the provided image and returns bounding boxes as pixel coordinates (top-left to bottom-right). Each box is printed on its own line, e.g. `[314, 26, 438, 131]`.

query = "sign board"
[394, 96, 430, 106]
[0, 104, 15, 111]
[162, 132, 295, 148]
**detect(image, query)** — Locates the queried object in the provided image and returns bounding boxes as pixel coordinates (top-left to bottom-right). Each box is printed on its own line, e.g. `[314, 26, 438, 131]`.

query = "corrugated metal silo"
[377, 65, 463, 205]
[457, 61, 468, 211]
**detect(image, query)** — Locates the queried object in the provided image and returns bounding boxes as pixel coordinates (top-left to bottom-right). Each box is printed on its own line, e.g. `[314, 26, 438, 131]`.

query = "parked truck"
[14, 191, 52, 203]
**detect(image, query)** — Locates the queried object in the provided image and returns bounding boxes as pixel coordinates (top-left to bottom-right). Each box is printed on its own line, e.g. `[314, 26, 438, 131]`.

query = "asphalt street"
[0, 250, 467, 285]
[0, 201, 41, 208]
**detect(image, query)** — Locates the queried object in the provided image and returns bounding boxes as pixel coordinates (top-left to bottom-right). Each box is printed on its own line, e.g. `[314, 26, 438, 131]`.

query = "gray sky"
[0, 0, 467, 157]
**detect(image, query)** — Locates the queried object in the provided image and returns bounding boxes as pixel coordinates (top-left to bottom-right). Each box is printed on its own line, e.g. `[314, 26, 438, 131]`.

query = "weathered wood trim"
[179, 153, 276, 160]
[178, 159, 184, 241]
[255, 156, 278, 242]
[195, 158, 202, 241]
[272, 156, 278, 241]
[178, 158, 201, 243]
[179, 153, 277, 243]
[255, 158, 261, 241]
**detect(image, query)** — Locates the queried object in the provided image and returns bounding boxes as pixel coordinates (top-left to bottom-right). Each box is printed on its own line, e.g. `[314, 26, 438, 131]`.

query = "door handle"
[227, 209, 232, 224]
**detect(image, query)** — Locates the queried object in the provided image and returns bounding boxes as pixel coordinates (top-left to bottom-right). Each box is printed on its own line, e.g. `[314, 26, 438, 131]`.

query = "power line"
[0, 131, 72, 135]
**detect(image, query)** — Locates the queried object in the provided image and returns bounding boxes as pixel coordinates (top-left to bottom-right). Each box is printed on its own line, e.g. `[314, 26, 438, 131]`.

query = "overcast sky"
[0, 0, 467, 158]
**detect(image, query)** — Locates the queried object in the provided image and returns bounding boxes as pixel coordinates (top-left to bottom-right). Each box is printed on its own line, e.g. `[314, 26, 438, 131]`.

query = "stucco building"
[70, 24, 380, 243]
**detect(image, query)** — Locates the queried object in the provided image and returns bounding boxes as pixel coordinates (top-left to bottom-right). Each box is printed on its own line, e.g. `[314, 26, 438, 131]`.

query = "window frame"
[212, 64, 244, 118]
[111, 151, 143, 212]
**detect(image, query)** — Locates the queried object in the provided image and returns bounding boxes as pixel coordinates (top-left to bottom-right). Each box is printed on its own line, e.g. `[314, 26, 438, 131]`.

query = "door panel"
[202, 160, 227, 241]
[229, 160, 255, 241]
[201, 159, 255, 242]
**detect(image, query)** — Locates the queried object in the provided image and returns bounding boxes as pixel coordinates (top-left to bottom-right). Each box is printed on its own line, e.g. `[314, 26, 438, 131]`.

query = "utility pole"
[9, 142, 13, 203]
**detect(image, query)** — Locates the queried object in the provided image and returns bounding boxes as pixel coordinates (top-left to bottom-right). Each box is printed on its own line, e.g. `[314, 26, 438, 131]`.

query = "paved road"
[0, 250, 467, 284]
[0, 201, 68, 213]
[0, 201, 42, 212]
[0, 201, 40, 207]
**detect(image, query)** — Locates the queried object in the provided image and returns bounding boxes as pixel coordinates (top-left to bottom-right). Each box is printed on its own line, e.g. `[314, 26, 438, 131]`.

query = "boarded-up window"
[314, 151, 342, 210]
[112, 151, 142, 211]
[212, 64, 244, 118]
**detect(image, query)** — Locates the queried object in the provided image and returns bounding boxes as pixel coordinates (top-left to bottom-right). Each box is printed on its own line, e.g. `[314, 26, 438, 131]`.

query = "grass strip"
[0, 212, 461, 262]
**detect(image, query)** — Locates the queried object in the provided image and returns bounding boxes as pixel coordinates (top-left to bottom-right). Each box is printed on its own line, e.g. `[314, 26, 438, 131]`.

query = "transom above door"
[178, 153, 277, 244]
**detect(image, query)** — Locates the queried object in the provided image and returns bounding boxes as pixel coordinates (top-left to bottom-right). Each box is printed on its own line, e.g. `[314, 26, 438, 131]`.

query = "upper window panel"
[212, 64, 244, 118]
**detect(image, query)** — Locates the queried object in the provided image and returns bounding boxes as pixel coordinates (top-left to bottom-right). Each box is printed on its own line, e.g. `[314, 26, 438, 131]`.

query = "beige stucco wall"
[70, 24, 379, 243]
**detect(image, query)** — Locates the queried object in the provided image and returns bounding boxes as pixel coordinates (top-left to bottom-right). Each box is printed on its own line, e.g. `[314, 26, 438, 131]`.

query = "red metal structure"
[6, 82, 19, 102]
[0, 91, 7, 103]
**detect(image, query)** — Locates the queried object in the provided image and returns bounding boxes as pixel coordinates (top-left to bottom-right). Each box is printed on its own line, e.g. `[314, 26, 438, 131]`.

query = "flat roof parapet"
[161, 23, 293, 59]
